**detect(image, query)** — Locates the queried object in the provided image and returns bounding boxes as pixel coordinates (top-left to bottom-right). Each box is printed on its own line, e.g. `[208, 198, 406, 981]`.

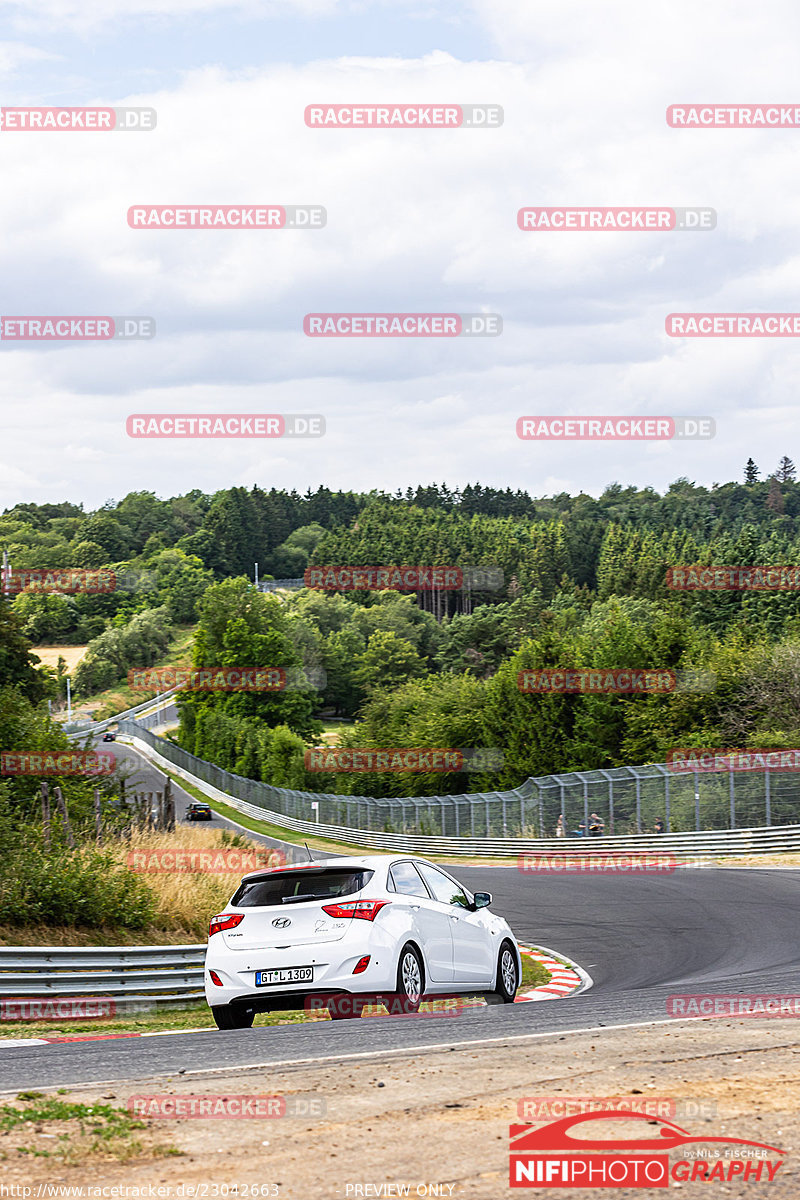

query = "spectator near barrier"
[588, 812, 605, 836]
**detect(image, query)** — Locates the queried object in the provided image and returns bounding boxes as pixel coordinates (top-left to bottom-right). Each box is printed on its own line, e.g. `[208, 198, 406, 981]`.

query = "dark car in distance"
[187, 802, 213, 821]
[102, 731, 116, 742]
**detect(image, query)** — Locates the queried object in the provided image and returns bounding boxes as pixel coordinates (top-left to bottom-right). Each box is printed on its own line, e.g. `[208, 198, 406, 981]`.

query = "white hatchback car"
[205, 855, 522, 1028]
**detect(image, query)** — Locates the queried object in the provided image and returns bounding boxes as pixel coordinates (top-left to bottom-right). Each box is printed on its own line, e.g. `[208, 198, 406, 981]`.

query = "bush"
[0, 841, 155, 929]
[73, 605, 172, 696]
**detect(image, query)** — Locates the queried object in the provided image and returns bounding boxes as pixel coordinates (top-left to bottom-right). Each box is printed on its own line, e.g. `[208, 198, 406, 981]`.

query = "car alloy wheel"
[495, 942, 519, 1003]
[393, 943, 424, 1014]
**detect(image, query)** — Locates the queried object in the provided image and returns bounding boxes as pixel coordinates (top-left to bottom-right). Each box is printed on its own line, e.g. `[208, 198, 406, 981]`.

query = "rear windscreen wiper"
[281, 894, 327, 904]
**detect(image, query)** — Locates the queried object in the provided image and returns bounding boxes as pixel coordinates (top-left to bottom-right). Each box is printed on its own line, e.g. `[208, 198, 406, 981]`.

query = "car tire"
[494, 941, 519, 1003]
[392, 943, 424, 1014]
[211, 1005, 255, 1030]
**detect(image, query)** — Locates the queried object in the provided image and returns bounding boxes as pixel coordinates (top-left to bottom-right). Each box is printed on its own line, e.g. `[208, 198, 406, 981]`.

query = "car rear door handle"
[410, 904, 421, 910]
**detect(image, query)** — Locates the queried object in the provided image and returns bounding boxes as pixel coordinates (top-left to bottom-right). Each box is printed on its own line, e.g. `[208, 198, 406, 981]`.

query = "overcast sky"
[2, 0, 800, 510]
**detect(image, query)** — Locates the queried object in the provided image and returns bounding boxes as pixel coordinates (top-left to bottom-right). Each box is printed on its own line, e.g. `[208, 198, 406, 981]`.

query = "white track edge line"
[0, 1014, 730, 1094]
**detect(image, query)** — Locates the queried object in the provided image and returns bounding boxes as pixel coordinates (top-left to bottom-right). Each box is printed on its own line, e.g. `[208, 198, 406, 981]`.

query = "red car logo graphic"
[510, 1110, 785, 1155]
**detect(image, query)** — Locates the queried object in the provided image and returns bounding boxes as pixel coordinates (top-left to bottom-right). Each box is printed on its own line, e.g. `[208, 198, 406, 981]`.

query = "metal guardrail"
[0, 945, 206, 1008]
[65, 688, 179, 740]
[122, 726, 800, 858]
[257, 578, 305, 592]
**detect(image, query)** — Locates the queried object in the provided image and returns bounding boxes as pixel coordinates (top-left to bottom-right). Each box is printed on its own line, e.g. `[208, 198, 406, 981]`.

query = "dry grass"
[0, 825, 284, 946]
[106, 824, 284, 939]
[31, 645, 88, 671]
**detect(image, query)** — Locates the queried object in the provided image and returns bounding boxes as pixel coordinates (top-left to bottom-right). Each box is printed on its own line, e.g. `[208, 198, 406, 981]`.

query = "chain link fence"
[118, 722, 800, 838]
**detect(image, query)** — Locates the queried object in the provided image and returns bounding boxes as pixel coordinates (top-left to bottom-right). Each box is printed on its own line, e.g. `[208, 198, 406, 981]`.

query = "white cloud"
[3, 16, 800, 504]
[0, 0, 338, 36]
[0, 40, 59, 74]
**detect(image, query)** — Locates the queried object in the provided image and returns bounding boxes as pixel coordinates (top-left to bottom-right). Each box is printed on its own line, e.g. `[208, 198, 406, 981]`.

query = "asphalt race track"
[109, 734, 310, 861]
[4, 740, 800, 1091]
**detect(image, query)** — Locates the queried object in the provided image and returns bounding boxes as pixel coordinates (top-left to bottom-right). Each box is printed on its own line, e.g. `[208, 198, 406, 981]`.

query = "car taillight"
[208, 969, 223, 986]
[353, 956, 371, 974]
[209, 913, 244, 937]
[321, 900, 390, 921]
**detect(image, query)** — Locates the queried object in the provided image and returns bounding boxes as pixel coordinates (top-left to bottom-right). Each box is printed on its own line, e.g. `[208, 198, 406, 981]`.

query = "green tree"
[147, 548, 214, 623]
[351, 631, 426, 699]
[776, 456, 797, 484]
[180, 578, 317, 742]
[322, 626, 366, 715]
[70, 540, 107, 568]
[0, 598, 47, 704]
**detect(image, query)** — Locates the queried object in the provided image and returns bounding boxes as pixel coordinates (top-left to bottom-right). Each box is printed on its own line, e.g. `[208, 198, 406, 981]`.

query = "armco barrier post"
[41, 781, 51, 851]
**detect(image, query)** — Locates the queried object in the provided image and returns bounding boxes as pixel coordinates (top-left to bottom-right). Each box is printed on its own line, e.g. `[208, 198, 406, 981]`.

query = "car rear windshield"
[230, 868, 375, 908]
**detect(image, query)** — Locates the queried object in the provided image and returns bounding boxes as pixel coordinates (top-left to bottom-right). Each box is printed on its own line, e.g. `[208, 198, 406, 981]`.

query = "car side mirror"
[473, 892, 492, 909]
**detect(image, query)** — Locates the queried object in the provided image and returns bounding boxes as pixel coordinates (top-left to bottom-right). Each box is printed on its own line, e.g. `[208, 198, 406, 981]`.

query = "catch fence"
[117, 722, 799, 839]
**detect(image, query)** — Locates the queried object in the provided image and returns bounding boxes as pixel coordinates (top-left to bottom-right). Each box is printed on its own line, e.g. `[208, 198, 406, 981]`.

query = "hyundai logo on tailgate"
[272, 917, 292, 928]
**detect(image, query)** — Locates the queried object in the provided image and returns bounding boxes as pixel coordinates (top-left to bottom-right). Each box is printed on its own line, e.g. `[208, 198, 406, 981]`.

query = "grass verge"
[0, 1093, 179, 1164]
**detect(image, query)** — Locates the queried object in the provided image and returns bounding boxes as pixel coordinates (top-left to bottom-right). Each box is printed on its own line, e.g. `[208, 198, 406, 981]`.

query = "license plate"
[255, 966, 314, 987]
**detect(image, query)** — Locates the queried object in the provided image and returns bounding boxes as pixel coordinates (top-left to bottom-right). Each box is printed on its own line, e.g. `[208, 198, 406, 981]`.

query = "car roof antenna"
[304, 841, 315, 861]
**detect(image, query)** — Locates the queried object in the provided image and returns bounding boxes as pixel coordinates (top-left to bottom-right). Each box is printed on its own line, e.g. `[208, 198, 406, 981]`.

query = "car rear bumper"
[205, 935, 400, 1008]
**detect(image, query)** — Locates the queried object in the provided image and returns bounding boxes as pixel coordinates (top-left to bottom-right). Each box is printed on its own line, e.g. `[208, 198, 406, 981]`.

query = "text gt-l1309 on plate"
[255, 966, 314, 986]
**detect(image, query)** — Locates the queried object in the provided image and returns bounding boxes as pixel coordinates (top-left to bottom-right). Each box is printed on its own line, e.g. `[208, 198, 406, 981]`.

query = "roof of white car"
[240, 853, 411, 880]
